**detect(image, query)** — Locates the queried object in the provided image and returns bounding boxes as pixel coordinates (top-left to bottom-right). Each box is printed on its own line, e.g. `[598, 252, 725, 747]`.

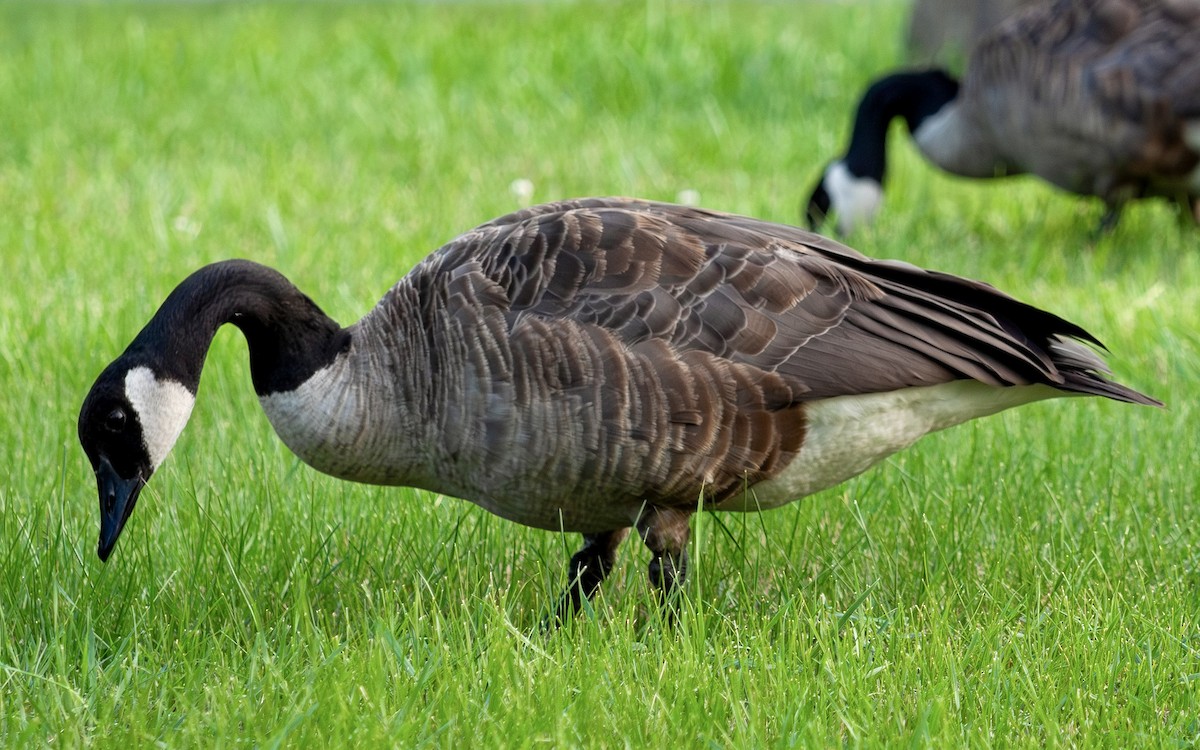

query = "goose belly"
[718, 380, 1059, 512]
[261, 360, 1061, 528]
[257, 359, 665, 532]
[436, 480, 649, 533]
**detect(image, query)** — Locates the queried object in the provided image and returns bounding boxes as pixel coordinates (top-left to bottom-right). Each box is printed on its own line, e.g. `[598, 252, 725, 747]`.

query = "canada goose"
[806, 0, 1200, 234]
[78, 198, 1158, 618]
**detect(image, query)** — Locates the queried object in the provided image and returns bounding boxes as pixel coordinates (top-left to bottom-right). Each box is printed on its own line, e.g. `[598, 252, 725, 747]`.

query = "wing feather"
[415, 198, 1155, 405]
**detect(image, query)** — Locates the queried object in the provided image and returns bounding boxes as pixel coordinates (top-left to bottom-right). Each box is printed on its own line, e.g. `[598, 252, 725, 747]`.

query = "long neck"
[252, 277, 448, 489]
[122, 259, 349, 396]
[842, 69, 960, 183]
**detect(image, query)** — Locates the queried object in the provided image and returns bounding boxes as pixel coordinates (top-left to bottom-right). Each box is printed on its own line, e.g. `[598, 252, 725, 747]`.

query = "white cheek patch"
[124, 366, 196, 470]
[825, 161, 883, 233]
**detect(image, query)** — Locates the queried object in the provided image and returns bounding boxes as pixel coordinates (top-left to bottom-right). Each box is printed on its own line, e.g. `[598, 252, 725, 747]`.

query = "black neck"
[842, 69, 960, 183]
[120, 260, 350, 396]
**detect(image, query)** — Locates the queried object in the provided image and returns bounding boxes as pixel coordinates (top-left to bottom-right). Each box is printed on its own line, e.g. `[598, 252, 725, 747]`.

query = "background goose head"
[78, 362, 196, 560]
[806, 69, 961, 233]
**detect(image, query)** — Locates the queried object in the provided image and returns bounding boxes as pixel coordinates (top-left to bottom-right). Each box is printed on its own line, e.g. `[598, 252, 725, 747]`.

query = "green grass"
[2, 0, 1198, 746]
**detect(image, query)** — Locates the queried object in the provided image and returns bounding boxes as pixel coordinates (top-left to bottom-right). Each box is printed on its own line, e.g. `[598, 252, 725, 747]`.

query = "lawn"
[1, 0, 1198, 746]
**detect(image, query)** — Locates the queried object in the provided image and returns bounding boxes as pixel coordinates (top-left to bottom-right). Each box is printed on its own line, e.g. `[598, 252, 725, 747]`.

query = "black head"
[802, 161, 883, 234]
[76, 259, 340, 562]
[805, 175, 832, 230]
[79, 366, 151, 561]
[806, 68, 960, 233]
[79, 361, 195, 561]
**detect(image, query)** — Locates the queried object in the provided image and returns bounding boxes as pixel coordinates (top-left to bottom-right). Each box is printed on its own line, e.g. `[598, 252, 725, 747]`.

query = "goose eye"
[104, 408, 127, 433]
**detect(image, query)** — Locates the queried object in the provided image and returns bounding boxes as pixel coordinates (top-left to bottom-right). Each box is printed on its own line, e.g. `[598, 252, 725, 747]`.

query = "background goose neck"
[845, 69, 961, 182]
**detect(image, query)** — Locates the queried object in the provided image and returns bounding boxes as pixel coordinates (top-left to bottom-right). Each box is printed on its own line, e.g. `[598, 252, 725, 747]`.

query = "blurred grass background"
[1, 1, 1197, 746]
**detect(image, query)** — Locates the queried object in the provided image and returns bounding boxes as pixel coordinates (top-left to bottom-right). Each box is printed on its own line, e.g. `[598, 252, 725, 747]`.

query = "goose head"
[806, 69, 961, 233]
[805, 160, 884, 234]
[79, 362, 195, 560]
[78, 260, 348, 562]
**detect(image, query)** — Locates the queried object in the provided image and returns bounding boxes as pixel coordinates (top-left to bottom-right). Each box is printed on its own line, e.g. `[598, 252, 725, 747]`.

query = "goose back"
[966, 0, 1200, 199]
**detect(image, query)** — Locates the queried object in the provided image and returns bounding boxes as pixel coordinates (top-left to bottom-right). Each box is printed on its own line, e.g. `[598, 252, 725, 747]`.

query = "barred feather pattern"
[963, 0, 1200, 200]
[261, 200, 1157, 533]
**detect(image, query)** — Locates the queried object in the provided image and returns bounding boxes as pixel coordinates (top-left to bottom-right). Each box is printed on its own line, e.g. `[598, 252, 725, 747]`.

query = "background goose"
[78, 198, 1158, 618]
[905, 0, 1037, 66]
[806, 0, 1200, 234]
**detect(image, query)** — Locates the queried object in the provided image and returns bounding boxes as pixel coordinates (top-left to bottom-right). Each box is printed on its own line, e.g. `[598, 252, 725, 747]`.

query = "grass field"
[2, 0, 1198, 746]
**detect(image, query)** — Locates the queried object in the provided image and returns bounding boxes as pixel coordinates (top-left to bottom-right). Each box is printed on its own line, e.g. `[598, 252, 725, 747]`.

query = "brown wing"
[967, 0, 1200, 190]
[968, 0, 1200, 111]
[421, 198, 1153, 404]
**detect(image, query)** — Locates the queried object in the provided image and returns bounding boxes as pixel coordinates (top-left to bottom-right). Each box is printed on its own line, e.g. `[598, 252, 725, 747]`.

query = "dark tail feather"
[1050, 339, 1162, 406]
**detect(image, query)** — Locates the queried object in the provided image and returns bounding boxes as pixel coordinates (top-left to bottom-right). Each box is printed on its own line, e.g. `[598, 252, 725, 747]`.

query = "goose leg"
[1167, 194, 1199, 227]
[549, 528, 630, 624]
[1095, 204, 1123, 235]
[637, 507, 693, 610]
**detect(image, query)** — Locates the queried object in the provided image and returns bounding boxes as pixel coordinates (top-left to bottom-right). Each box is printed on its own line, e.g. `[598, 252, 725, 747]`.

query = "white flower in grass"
[172, 215, 201, 240]
[510, 178, 535, 206]
[676, 189, 700, 206]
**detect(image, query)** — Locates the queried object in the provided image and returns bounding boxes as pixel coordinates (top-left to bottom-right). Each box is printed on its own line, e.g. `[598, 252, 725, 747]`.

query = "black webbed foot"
[637, 507, 693, 621]
[544, 528, 630, 628]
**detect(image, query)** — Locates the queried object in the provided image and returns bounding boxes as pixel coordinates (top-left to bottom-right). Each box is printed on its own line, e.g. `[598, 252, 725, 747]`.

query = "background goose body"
[79, 198, 1157, 615]
[808, 0, 1200, 232]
